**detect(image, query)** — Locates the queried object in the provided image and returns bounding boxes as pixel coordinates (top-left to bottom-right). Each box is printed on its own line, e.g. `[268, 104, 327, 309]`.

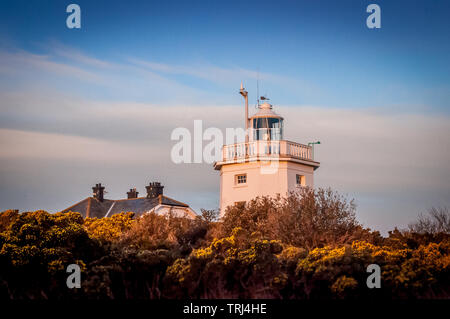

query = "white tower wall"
[218, 160, 315, 216]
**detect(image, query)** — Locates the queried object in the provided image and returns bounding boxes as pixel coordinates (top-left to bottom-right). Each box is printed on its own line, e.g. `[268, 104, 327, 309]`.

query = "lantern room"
[250, 102, 284, 141]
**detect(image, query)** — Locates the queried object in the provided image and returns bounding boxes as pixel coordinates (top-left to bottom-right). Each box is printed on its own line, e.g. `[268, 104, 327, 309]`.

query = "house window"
[235, 174, 247, 185]
[296, 174, 306, 186]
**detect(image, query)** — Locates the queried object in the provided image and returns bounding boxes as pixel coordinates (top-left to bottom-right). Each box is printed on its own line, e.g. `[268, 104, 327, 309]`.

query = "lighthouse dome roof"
[250, 102, 283, 119]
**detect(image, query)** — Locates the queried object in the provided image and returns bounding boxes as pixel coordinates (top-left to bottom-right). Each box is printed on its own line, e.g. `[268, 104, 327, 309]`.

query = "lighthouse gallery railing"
[222, 140, 314, 162]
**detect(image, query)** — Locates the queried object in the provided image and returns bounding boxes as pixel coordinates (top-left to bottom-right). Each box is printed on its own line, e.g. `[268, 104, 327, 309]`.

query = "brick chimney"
[92, 183, 105, 202]
[127, 188, 139, 199]
[146, 182, 164, 199]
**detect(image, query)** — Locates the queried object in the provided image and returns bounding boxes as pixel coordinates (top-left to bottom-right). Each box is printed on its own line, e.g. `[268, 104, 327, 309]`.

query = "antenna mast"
[240, 82, 249, 143]
[256, 69, 260, 106]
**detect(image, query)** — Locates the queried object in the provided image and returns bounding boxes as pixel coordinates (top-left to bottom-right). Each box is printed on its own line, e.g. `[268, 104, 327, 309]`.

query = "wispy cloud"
[0, 46, 210, 104]
[128, 58, 320, 98]
[0, 128, 167, 164]
[0, 44, 323, 106]
[0, 50, 106, 83]
[52, 45, 115, 69]
[128, 59, 261, 83]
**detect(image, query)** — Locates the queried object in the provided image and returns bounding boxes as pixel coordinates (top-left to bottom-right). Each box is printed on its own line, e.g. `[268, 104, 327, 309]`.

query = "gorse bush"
[0, 210, 97, 299]
[0, 188, 448, 299]
[220, 188, 381, 249]
[165, 227, 284, 298]
[84, 212, 135, 245]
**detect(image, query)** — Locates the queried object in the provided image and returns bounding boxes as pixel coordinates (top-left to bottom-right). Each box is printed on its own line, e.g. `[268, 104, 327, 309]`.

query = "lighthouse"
[214, 84, 320, 216]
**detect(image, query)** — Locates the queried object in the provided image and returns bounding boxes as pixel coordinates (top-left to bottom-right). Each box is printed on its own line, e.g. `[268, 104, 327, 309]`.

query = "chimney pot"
[92, 183, 105, 202]
[146, 182, 164, 199]
[127, 188, 139, 199]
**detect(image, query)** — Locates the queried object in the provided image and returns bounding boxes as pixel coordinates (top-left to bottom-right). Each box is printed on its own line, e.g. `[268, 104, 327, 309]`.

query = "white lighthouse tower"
[214, 84, 320, 216]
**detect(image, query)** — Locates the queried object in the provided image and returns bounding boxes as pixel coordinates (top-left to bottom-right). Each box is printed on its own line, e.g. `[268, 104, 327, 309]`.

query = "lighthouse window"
[235, 174, 247, 184]
[252, 118, 283, 141]
[296, 174, 306, 186]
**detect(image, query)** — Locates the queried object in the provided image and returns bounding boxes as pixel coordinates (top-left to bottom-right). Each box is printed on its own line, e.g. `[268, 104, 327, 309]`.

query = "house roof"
[60, 195, 190, 218]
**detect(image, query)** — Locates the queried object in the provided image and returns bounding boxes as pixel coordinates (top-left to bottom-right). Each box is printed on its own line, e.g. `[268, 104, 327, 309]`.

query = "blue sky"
[0, 0, 449, 233]
[1, 0, 449, 108]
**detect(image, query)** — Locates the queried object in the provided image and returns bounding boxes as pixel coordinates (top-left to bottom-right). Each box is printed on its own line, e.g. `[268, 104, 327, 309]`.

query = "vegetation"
[0, 188, 448, 299]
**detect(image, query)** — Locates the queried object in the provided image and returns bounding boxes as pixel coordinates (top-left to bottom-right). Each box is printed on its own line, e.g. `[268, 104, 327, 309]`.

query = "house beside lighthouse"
[61, 182, 196, 219]
[214, 84, 320, 216]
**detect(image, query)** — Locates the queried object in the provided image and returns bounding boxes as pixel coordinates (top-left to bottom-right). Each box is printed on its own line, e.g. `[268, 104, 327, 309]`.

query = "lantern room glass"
[252, 117, 283, 141]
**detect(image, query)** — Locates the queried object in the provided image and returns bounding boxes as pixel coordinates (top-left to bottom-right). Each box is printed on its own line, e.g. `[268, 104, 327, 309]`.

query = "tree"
[409, 207, 450, 234]
[221, 188, 360, 249]
[0, 209, 19, 232]
[117, 212, 209, 252]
